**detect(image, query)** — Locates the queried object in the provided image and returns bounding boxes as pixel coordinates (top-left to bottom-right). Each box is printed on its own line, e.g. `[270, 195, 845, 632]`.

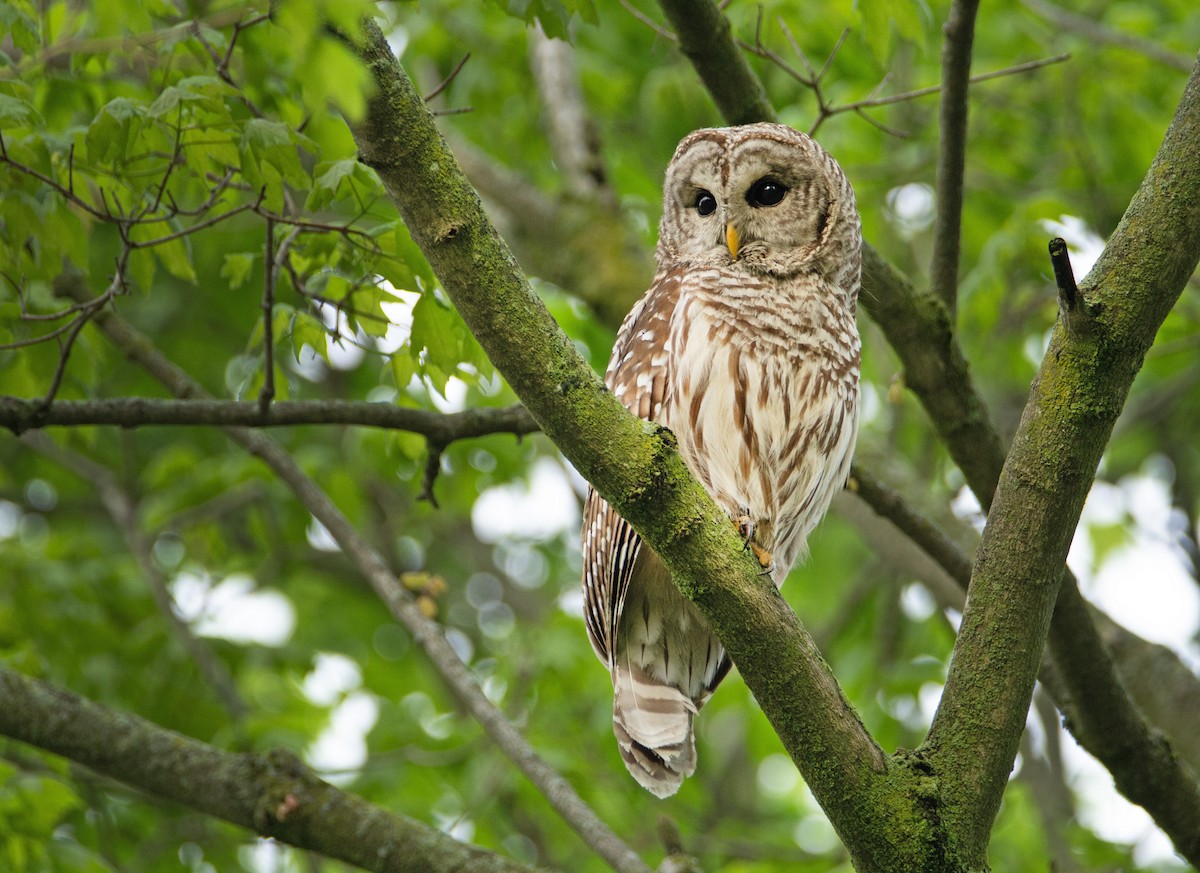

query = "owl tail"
[612, 664, 697, 798]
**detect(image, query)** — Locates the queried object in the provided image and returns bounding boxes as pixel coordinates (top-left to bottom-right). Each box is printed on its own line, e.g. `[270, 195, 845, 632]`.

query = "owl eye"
[747, 178, 788, 208]
[694, 190, 717, 216]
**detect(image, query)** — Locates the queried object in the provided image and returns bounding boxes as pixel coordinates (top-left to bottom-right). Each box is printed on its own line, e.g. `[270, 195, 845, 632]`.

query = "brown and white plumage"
[582, 123, 861, 797]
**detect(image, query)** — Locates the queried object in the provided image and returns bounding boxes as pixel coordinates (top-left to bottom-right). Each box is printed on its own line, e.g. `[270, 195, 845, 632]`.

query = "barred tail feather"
[612, 664, 697, 798]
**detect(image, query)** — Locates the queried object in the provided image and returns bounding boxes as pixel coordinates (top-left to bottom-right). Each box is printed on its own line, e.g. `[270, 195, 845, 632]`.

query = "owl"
[580, 123, 861, 797]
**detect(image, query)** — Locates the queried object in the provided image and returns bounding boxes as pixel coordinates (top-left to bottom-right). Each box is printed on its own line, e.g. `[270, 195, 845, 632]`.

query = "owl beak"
[726, 224, 740, 260]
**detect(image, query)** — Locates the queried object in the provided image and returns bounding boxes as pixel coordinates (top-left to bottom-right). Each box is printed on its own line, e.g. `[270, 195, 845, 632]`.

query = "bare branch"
[847, 464, 1200, 790]
[418, 441, 445, 508]
[929, 0, 980, 319]
[848, 465, 971, 587]
[191, 16, 265, 118]
[828, 54, 1069, 116]
[0, 397, 538, 442]
[423, 52, 471, 102]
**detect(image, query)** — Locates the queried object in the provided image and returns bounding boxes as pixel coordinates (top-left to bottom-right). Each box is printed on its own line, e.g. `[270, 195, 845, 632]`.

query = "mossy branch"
[343, 16, 940, 870]
[0, 668, 545, 873]
[925, 58, 1200, 866]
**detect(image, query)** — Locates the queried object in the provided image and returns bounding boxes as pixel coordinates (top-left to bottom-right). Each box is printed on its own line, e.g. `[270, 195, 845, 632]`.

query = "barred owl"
[581, 123, 861, 797]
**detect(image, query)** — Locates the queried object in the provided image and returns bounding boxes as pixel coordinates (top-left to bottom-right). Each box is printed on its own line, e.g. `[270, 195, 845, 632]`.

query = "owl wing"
[581, 269, 681, 668]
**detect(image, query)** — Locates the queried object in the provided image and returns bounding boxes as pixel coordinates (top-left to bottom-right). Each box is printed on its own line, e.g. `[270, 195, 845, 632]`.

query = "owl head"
[656, 123, 860, 290]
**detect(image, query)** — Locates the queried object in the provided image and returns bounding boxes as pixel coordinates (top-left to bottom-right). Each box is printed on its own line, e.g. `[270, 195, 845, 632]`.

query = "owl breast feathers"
[580, 122, 862, 797]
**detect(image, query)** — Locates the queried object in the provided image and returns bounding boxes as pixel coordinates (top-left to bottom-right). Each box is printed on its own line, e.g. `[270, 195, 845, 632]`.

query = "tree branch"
[929, 0, 979, 319]
[0, 668, 544, 873]
[859, 248, 1008, 509]
[343, 17, 932, 870]
[0, 396, 538, 442]
[654, 0, 776, 125]
[850, 464, 1200, 786]
[926, 58, 1200, 866]
[849, 465, 973, 587]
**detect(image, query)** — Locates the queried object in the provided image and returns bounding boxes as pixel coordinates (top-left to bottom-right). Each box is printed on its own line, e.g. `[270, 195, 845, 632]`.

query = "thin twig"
[191, 19, 264, 118]
[1048, 236, 1078, 309]
[617, 0, 677, 41]
[423, 53, 470, 102]
[418, 441, 445, 508]
[224, 13, 271, 75]
[150, 109, 184, 214]
[260, 218, 277, 414]
[830, 55, 1070, 114]
[36, 254, 128, 408]
[129, 202, 257, 248]
[816, 29, 850, 84]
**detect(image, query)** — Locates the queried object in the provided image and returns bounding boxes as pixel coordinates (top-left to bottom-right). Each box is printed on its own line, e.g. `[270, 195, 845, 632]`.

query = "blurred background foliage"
[1, 0, 1198, 871]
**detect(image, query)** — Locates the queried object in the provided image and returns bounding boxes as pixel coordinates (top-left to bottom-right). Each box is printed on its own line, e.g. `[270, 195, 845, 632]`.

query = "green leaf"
[127, 247, 156, 293]
[410, 290, 462, 375]
[488, 0, 597, 37]
[3, 775, 81, 834]
[220, 253, 257, 290]
[0, 93, 36, 126]
[130, 220, 197, 284]
[240, 119, 310, 211]
[388, 222, 435, 291]
[350, 284, 392, 338]
[306, 158, 361, 212]
[390, 349, 417, 389]
[292, 310, 329, 362]
[0, 2, 39, 54]
[301, 36, 371, 122]
[147, 85, 182, 119]
[85, 97, 144, 165]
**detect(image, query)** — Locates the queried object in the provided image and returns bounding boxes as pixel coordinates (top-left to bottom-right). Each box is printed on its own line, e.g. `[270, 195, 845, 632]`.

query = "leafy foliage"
[1, 0, 1198, 871]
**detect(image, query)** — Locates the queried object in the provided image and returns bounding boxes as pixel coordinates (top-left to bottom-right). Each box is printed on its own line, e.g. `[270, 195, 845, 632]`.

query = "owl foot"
[734, 509, 774, 574]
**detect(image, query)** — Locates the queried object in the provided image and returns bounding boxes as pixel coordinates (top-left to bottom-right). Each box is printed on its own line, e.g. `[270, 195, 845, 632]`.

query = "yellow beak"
[726, 224, 740, 260]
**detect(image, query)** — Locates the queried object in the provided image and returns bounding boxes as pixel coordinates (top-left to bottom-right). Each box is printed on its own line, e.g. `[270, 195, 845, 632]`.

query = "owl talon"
[733, 510, 773, 571]
[749, 542, 774, 572]
[734, 509, 755, 550]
